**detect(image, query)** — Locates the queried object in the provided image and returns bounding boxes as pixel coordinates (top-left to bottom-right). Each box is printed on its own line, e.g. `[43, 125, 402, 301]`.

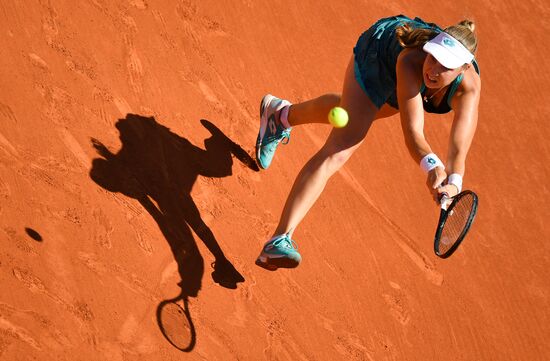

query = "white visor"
[423, 32, 474, 69]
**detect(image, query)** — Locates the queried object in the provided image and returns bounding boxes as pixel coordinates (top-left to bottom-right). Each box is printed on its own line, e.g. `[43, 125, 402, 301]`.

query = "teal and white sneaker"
[256, 94, 292, 169]
[255, 233, 302, 271]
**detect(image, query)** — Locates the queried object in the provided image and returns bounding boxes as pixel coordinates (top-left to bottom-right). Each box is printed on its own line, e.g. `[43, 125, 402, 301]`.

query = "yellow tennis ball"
[328, 107, 349, 128]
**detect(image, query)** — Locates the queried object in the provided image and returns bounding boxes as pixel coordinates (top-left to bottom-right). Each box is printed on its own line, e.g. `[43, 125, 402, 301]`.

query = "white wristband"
[420, 153, 444, 173]
[447, 173, 463, 193]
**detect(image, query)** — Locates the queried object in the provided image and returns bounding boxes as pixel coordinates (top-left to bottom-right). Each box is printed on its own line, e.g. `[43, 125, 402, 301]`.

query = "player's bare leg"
[272, 56, 380, 237]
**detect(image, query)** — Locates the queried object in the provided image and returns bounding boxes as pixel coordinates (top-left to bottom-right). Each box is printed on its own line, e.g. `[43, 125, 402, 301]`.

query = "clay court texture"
[1, 1, 549, 360]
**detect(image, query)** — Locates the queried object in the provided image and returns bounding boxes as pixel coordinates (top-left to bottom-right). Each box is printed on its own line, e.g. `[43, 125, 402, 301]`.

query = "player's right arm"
[396, 49, 446, 199]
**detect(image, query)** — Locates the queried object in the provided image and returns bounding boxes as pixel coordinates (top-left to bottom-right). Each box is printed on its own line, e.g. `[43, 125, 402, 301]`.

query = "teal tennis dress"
[353, 15, 480, 114]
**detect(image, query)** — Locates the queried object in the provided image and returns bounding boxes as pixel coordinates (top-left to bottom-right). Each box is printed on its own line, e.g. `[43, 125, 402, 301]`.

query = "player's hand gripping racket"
[434, 190, 479, 258]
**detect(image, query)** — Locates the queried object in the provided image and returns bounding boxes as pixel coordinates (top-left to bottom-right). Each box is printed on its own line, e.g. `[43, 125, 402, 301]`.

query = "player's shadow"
[89, 114, 257, 350]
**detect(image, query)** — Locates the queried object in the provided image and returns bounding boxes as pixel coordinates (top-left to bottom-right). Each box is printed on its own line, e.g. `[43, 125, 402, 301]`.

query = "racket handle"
[439, 193, 450, 210]
[436, 183, 449, 210]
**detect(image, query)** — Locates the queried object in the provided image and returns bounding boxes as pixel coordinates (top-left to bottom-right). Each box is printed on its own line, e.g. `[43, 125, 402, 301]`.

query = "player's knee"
[320, 145, 356, 173]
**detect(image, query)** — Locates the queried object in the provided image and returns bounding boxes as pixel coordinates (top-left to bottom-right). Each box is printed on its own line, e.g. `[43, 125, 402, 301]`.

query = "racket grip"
[439, 193, 449, 210]
[436, 184, 449, 210]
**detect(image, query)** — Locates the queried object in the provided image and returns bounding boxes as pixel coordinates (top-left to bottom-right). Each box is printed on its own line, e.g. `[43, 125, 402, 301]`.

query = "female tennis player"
[254, 15, 480, 270]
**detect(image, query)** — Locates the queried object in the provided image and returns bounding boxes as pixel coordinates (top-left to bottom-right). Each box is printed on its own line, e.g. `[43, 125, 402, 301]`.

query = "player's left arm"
[444, 70, 481, 194]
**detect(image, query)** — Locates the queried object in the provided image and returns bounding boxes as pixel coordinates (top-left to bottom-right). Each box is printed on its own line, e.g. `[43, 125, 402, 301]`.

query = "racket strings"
[439, 194, 475, 253]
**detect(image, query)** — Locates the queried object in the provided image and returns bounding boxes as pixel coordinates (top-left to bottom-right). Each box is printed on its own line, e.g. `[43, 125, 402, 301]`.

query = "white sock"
[267, 229, 294, 243]
[279, 105, 291, 129]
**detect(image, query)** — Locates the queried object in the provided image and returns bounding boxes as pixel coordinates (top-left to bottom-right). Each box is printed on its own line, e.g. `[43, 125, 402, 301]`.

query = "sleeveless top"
[353, 15, 480, 114]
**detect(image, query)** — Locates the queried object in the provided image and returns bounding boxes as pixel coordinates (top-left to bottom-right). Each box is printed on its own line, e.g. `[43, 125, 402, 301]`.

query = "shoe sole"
[255, 94, 275, 169]
[255, 255, 301, 271]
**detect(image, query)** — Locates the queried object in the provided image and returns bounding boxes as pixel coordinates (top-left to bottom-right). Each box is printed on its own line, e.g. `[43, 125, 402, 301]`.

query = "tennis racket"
[434, 190, 478, 258]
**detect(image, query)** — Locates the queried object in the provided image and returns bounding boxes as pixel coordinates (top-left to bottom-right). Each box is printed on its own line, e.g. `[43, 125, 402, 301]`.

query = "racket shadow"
[156, 293, 196, 352]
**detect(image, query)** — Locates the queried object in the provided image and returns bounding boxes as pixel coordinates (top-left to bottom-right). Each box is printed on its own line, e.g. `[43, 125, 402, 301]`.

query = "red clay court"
[0, 1, 549, 360]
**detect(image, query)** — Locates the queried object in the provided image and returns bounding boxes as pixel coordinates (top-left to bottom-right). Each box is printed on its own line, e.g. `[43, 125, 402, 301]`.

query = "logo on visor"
[443, 38, 455, 47]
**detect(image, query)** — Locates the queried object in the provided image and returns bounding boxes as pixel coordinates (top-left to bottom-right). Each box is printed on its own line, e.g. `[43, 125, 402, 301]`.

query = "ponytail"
[395, 23, 438, 48]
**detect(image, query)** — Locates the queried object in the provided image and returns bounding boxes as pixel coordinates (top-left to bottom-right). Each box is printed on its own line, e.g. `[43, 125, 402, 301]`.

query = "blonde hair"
[395, 24, 438, 48]
[396, 19, 478, 54]
[445, 20, 477, 54]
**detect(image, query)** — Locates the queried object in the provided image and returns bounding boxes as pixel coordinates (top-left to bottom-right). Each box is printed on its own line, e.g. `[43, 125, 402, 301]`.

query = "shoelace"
[266, 129, 291, 151]
[281, 129, 291, 145]
[272, 235, 298, 250]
